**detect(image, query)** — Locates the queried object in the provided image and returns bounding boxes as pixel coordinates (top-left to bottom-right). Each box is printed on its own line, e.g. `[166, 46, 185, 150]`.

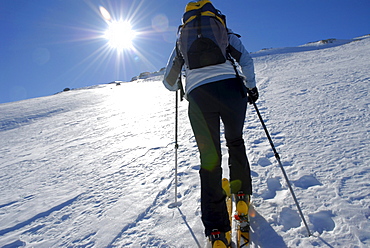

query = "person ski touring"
[162, 1, 258, 246]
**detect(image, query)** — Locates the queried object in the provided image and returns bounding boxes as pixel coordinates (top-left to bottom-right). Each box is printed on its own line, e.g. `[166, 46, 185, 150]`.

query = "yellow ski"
[222, 178, 232, 223]
[221, 178, 232, 248]
[235, 192, 250, 247]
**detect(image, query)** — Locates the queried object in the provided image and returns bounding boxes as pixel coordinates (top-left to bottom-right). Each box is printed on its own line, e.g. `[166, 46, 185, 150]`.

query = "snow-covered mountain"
[0, 35, 369, 247]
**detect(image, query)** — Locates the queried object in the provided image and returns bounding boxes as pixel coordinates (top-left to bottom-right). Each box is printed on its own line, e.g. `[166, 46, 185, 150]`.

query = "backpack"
[177, 0, 229, 70]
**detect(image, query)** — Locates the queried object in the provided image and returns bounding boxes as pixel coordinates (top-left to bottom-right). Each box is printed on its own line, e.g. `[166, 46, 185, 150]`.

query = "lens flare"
[249, 205, 256, 218]
[99, 6, 111, 21]
[151, 14, 169, 32]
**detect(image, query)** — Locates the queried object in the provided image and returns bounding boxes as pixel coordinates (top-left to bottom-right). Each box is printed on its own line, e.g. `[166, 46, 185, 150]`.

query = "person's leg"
[188, 85, 230, 236]
[218, 79, 252, 195]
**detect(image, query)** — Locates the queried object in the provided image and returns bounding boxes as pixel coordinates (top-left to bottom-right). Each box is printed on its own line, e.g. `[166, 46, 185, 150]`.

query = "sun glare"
[104, 20, 136, 50]
[65, 3, 162, 82]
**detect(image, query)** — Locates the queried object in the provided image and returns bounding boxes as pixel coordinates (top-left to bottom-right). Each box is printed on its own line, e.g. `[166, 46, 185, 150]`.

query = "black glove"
[247, 87, 259, 104]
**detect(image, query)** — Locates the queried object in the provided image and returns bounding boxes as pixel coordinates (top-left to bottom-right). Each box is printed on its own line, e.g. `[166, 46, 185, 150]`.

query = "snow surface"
[1, 35, 369, 247]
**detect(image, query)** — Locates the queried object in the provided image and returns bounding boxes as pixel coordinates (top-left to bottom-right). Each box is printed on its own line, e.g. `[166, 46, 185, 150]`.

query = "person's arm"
[228, 33, 256, 89]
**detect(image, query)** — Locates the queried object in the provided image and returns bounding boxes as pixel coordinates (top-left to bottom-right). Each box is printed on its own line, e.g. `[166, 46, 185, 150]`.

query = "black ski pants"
[188, 78, 252, 236]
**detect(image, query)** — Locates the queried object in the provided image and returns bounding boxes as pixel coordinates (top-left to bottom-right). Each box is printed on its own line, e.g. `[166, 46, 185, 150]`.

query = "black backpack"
[177, 0, 229, 70]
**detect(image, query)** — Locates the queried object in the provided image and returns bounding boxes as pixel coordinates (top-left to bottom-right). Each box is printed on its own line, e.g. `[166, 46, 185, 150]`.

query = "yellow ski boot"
[209, 229, 231, 248]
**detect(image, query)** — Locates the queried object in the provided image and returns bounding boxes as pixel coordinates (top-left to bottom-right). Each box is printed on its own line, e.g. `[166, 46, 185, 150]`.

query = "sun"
[104, 20, 137, 50]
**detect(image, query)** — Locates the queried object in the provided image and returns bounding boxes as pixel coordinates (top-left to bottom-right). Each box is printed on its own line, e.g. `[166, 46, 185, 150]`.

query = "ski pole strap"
[178, 79, 185, 101]
[226, 50, 247, 98]
[226, 50, 240, 78]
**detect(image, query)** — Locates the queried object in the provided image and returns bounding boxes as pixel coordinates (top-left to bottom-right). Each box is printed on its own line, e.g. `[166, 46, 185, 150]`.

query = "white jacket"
[163, 30, 256, 96]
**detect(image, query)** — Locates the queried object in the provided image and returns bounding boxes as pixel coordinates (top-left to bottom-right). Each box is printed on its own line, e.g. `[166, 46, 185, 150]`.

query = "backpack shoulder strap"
[226, 30, 243, 62]
[228, 29, 241, 38]
[226, 32, 242, 79]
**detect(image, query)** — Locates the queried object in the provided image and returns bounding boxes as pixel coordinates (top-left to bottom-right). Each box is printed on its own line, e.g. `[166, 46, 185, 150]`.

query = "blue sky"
[1, 0, 369, 104]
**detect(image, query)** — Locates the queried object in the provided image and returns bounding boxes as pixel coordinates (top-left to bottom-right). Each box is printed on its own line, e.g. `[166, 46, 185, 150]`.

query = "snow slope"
[0, 35, 369, 247]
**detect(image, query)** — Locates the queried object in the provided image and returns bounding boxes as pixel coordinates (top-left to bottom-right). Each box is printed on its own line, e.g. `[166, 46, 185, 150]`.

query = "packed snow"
[0, 35, 369, 247]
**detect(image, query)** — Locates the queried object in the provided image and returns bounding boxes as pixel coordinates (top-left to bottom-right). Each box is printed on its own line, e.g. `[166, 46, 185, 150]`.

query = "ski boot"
[235, 192, 250, 216]
[209, 229, 231, 248]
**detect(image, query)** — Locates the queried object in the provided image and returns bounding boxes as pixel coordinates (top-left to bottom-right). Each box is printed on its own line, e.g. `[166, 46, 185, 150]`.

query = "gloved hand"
[247, 87, 259, 104]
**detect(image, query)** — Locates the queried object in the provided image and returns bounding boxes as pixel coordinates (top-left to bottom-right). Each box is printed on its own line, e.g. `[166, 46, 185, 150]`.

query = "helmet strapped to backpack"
[177, 0, 229, 70]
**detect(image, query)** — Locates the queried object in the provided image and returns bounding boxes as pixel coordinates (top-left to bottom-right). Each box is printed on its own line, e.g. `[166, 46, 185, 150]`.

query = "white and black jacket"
[163, 30, 256, 97]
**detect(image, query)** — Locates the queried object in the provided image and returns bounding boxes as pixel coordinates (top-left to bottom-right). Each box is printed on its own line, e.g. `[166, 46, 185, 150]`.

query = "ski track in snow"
[1, 36, 370, 247]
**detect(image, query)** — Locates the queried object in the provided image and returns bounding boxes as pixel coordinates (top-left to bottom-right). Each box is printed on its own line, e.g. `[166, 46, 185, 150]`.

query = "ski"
[222, 178, 233, 224]
[206, 178, 232, 248]
[234, 192, 250, 247]
[222, 178, 232, 248]
[224, 178, 251, 248]
[207, 179, 250, 248]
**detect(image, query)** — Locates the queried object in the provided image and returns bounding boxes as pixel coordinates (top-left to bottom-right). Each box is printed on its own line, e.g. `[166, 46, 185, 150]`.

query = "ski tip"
[222, 178, 231, 197]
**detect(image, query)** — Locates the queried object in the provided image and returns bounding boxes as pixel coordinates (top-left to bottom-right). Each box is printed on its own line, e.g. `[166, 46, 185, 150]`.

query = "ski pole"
[251, 100, 312, 237]
[169, 89, 182, 208]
